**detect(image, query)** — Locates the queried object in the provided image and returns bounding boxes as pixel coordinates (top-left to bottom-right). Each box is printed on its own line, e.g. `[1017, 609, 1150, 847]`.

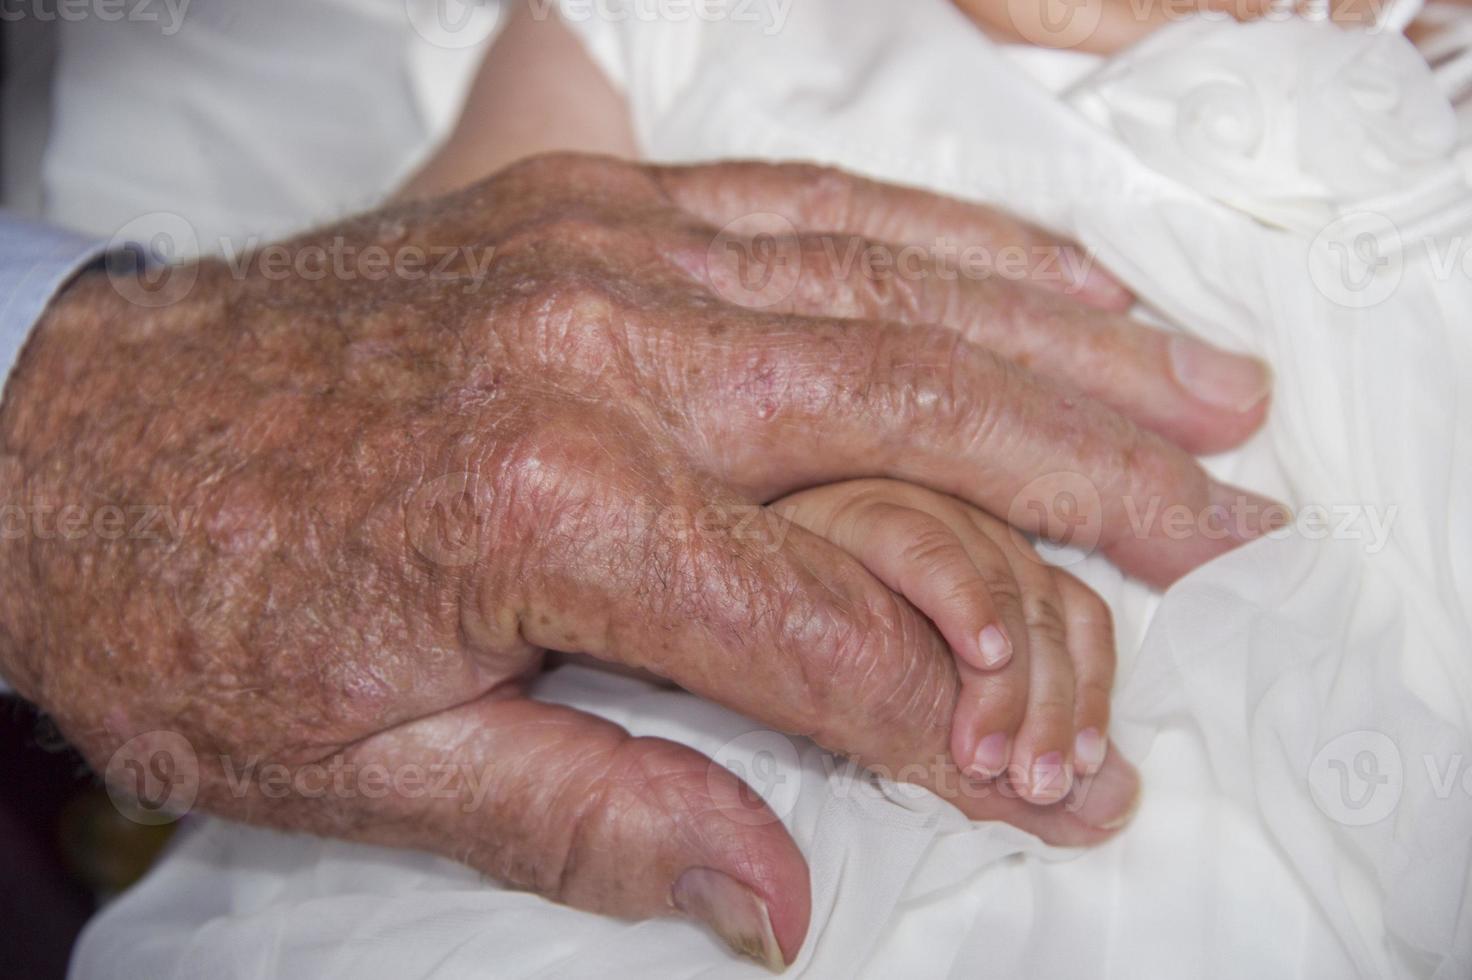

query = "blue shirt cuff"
[0, 213, 107, 400]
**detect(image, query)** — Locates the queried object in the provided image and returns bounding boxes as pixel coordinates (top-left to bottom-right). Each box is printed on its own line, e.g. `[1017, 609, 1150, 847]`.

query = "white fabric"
[42, 0, 498, 255]
[1070, 18, 1465, 237]
[64, 2, 1472, 978]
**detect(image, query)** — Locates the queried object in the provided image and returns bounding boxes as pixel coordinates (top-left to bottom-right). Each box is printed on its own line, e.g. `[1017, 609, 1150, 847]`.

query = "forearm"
[0, 267, 212, 745]
[399, 4, 638, 200]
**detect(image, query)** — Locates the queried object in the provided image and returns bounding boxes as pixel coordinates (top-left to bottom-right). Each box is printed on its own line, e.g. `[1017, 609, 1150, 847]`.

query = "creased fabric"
[69, 2, 1472, 977]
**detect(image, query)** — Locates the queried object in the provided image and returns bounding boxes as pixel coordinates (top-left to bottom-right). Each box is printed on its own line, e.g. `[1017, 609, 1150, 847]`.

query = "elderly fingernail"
[1208, 481, 1293, 543]
[1168, 335, 1272, 413]
[969, 732, 1010, 778]
[1074, 728, 1108, 775]
[1070, 754, 1142, 831]
[1029, 751, 1072, 800]
[977, 624, 1012, 668]
[672, 867, 786, 972]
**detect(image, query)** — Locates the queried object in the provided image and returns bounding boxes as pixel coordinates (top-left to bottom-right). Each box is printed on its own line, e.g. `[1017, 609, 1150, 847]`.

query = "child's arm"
[399, 5, 638, 200]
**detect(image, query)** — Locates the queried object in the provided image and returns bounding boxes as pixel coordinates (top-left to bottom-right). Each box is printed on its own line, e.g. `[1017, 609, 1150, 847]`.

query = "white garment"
[41, 0, 499, 255]
[65, 2, 1472, 978]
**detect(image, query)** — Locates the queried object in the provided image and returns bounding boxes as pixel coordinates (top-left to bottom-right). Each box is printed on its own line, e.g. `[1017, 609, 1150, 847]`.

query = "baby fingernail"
[1074, 728, 1108, 774]
[977, 625, 1012, 668]
[970, 733, 1010, 778]
[1030, 751, 1071, 800]
[1168, 334, 1272, 414]
[672, 867, 786, 972]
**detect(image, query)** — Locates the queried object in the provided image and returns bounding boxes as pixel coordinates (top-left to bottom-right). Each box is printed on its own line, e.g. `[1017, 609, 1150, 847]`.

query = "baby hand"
[775, 479, 1115, 804]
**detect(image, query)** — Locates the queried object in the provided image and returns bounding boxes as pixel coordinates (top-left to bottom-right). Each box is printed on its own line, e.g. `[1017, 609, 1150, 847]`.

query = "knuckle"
[975, 670, 1028, 721]
[451, 419, 596, 589]
[815, 484, 906, 545]
[939, 575, 988, 612]
[479, 434, 554, 542]
[498, 213, 625, 267]
[868, 327, 993, 431]
[794, 596, 887, 713]
[938, 341, 1006, 449]
[981, 572, 1024, 617]
[569, 736, 669, 823]
[795, 588, 950, 755]
[405, 476, 522, 643]
[498, 150, 583, 184]
[713, 323, 844, 428]
[857, 260, 927, 320]
[818, 490, 884, 543]
[491, 416, 653, 560]
[826, 479, 902, 520]
[895, 520, 962, 571]
[1023, 592, 1070, 649]
[494, 268, 640, 382]
[1030, 692, 1077, 725]
[535, 746, 627, 902]
[1076, 674, 1115, 711]
[1072, 584, 1116, 645]
[797, 234, 926, 320]
[539, 275, 628, 336]
[498, 152, 646, 199]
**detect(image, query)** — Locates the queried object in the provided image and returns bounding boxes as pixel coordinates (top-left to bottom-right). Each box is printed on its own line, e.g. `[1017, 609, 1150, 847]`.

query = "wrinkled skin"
[0, 154, 1276, 968]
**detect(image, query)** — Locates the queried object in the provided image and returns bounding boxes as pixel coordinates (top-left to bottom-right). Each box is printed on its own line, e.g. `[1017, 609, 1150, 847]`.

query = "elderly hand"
[0, 154, 1276, 969]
